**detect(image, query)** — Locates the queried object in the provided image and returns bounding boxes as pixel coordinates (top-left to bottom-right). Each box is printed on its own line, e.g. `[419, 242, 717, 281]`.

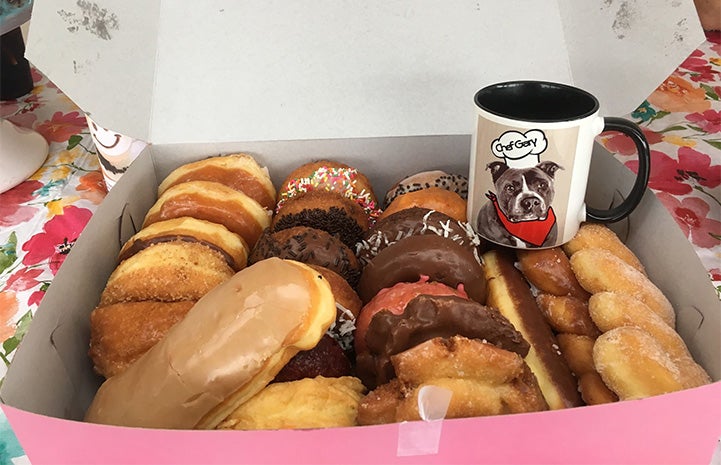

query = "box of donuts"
[1, 136, 719, 464]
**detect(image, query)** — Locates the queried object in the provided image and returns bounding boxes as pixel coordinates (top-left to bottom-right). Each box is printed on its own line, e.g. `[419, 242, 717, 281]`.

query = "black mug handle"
[586, 117, 651, 223]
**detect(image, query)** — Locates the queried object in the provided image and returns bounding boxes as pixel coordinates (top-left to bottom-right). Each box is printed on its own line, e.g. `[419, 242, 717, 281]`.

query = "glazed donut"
[379, 187, 467, 223]
[516, 248, 590, 300]
[217, 376, 365, 430]
[482, 249, 583, 410]
[384, 170, 468, 207]
[157, 153, 276, 210]
[277, 160, 381, 223]
[563, 223, 645, 274]
[143, 180, 271, 248]
[89, 300, 195, 378]
[249, 226, 361, 288]
[588, 291, 711, 389]
[357, 336, 548, 425]
[272, 190, 369, 249]
[578, 372, 619, 405]
[569, 247, 675, 328]
[356, 294, 530, 389]
[85, 258, 338, 429]
[100, 241, 234, 306]
[593, 326, 685, 400]
[535, 294, 600, 338]
[357, 234, 487, 304]
[355, 207, 484, 267]
[554, 333, 618, 405]
[119, 217, 249, 271]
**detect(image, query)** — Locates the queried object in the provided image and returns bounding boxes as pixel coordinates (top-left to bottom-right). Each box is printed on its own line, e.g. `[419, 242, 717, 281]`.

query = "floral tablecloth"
[0, 31, 720, 465]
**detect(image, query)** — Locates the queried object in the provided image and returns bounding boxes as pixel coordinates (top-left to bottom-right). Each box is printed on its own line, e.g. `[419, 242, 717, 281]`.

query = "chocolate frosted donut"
[357, 234, 487, 304]
[272, 190, 368, 249]
[356, 207, 485, 267]
[249, 226, 361, 287]
[356, 294, 529, 389]
[384, 170, 469, 207]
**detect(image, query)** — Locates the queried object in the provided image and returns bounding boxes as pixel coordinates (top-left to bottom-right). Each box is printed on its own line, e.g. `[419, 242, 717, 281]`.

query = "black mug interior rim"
[475, 81, 600, 123]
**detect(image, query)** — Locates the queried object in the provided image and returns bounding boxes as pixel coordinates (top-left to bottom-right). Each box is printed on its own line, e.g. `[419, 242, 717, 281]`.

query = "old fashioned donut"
[158, 153, 276, 210]
[143, 180, 271, 248]
[569, 247, 675, 328]
[119, 217, 249, 271]
[277, 160, 380, 222]
[384, 170, 468, 207]
[249, 226, 362, 287]
[482, 249, 583, 410]
[356, 207, 484, 267]
[89, 300, 195, 378]
[357, 234, 487, 304]
[272, 190, 369, 249]
[379, 187, 467, 223]
[100, 241, 234, 305]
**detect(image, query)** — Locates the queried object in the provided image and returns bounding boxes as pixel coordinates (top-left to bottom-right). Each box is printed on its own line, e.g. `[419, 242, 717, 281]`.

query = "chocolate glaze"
[357, 235, 487, 304]
[119, 235, 237, 269]
[484, 249, 584, 409]
[356, 207, 485, 266]
[273, 334, 352, 383]
[250, 227, 361, 287]
[356, 294, 529, 389]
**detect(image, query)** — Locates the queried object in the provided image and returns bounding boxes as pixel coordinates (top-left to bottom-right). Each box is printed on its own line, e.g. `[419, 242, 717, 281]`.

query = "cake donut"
[249, 226, 362, 287]
[379, 187, 467, 223]
[157, 153, 277, 211]
[272, 190, 369, 249]
[100, 240, 235, 306]
[277, 160, 381, 223]
[482, 249, 583, 410]
[357, 234, 487, 304]
[384, 170, 468, 207]
[89, 300, 195, 378]
[119, 217, 249, 271]
[85, 258, 338, 429]
[143, 180, 271, 248]
[355, 207, 485, 267]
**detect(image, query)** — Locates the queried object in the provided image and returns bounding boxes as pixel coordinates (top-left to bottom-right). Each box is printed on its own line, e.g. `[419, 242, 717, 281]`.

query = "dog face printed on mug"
[476, 129, 563, 248]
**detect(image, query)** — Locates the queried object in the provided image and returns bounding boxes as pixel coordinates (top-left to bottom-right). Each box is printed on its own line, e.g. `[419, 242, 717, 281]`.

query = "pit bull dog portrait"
[476, 160, 563, 248]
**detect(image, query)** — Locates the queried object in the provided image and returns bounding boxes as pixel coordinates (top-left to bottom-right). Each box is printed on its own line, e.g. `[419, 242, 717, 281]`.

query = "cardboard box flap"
[1, 138, 718, 420]
[25, 0, 704, 144]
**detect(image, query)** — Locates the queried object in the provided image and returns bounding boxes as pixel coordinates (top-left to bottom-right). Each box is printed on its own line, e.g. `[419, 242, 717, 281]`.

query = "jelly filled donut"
[383, 170, 468, 207]
[158, 153, 277, 210]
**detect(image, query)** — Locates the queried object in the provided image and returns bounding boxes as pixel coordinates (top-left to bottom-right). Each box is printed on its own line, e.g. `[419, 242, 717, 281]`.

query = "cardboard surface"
[1, 137, 719, 464]
[25, 0, 704, 143]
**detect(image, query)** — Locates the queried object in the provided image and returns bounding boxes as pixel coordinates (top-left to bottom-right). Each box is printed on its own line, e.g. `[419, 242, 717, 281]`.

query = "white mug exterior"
[468, 106, 605, 249]
[86, 114, 147, 190]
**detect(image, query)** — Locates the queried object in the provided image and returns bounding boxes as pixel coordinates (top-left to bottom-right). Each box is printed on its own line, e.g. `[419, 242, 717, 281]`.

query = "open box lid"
[24, 0, 704, 144]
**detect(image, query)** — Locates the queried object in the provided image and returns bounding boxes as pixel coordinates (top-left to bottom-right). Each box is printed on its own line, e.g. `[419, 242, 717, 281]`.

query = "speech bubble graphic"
[491, 130, 548, 161]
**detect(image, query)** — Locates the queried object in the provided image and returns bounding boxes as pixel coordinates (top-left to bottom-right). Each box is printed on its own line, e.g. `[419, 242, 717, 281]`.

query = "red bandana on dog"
[486, 192, 556, 247]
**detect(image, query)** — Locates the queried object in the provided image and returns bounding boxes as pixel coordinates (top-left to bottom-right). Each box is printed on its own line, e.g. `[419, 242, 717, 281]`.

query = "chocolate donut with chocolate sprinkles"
[384, 170, 469, 207]
[249, 226, 362, 287]
[272, 190, 368, 249]
[356, 294, 529, 389]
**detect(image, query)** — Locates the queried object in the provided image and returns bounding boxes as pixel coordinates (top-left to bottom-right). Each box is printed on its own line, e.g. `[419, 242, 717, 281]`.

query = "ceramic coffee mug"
[468, 80, 650, 249]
